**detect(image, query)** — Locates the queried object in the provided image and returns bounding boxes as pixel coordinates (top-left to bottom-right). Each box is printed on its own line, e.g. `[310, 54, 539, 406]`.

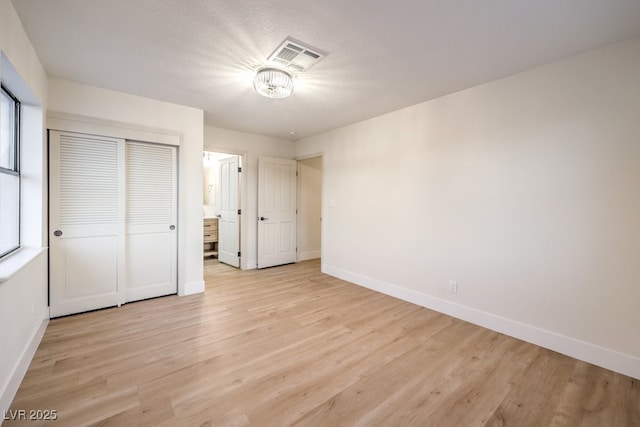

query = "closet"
[49, 130, 177, 317]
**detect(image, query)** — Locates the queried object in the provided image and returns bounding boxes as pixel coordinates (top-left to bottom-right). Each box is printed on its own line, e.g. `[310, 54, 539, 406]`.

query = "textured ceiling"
[11, 0, 640, 141]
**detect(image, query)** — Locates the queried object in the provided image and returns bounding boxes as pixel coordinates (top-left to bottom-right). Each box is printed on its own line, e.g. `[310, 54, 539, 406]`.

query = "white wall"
[204, 126, 294, 269]
[296, 36, 640, 379]
[297, 157, 322, 261]
[0, 253, 48, 415]
[48, 78, 205, 295]
[0, 0, 49, 415]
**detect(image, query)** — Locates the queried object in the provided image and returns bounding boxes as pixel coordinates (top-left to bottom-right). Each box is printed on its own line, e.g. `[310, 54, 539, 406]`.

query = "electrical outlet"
[448, 280, 458, 294]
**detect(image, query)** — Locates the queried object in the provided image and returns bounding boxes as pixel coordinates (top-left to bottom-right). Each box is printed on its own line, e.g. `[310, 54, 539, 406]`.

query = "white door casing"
[218, 156, 240, 267]
[125, 141, 178, 302]
[49, 131, 126, 317]
[257, 157, 297, 269]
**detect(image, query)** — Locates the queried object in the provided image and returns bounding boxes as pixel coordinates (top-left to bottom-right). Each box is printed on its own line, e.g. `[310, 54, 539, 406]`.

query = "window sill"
[0, 247, 46, 283]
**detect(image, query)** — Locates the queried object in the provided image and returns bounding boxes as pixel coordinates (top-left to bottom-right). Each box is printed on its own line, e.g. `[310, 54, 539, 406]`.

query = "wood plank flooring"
[6, 259, 639, 426]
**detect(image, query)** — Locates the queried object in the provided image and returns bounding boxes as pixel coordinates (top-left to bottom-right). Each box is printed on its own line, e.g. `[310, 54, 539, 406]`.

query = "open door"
[257, 157, 297, 268]
[218, 156, 240, 267]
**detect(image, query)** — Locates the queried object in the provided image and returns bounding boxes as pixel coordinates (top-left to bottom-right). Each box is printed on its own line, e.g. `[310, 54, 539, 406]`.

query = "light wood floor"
[7, 259, 639, 426]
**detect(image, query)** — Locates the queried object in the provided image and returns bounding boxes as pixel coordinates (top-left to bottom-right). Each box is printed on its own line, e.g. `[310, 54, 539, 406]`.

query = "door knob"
[259, 216, 269, 221]
[169, 225, 176, 230]
[53, 230, 63, 236]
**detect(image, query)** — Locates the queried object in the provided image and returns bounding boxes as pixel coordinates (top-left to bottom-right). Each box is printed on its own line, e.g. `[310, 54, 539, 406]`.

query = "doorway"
[203, 151, 242, 269]
[297, 156, 323, 262]
[255, 155, 322, 268]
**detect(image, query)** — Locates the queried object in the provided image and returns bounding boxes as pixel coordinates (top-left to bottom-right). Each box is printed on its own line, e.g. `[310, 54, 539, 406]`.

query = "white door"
[49, 131, 126, 317]
[125, 141, 178, 302]
[257, 157, 297, 268]
[218, 156, 240, 267]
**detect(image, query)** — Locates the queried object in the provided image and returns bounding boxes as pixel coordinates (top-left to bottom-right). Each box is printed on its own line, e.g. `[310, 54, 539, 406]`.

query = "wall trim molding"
[47, 112, 181, 146]
[323, 263, 640, 380]
[0, 318, 48, 416]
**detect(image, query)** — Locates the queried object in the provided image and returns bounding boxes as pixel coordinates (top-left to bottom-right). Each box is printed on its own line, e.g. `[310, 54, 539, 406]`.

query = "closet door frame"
[48, 113, 181, 316]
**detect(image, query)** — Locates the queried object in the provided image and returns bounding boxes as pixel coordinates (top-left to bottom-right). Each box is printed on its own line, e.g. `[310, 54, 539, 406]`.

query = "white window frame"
[0, 83, 21, 259]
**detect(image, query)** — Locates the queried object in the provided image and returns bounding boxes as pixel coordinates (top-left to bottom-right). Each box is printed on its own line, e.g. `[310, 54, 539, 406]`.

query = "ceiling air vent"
[267, 38, 326, 72]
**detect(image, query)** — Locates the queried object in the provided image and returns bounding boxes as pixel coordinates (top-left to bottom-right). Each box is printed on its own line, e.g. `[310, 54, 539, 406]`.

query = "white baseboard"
[0, 319, 48, 419]
[183, 280, 205, 295]
[298, 251, 320, 262]
[323, 264, 640, 380]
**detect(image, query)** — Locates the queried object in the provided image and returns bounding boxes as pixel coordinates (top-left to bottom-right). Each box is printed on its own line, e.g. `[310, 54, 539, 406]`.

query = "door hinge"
[237, 251, 241, 257]
[238, 209, 241, 215]
[296, 170, 298, 177]
[238, 167, 242, 173]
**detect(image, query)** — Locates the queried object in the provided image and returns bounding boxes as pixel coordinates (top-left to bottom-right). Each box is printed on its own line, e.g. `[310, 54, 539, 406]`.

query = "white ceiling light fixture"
[253, 67, 294, 99]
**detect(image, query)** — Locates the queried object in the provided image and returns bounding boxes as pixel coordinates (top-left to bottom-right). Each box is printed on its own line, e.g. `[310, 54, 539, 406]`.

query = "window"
[1, 84, 20, 258]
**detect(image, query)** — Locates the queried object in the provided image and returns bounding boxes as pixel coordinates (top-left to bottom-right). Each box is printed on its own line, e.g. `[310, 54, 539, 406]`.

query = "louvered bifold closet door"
[49, 131, 126, 318]
[125, 141, 177, 302]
